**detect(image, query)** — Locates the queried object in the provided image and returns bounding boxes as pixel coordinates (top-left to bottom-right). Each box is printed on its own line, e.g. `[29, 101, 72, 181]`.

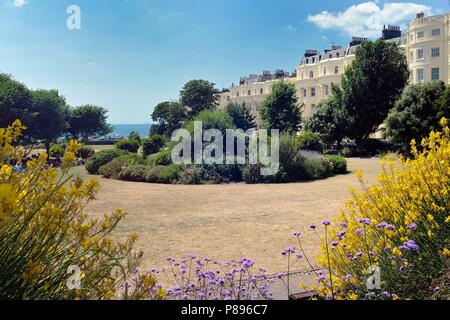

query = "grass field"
[69, 157, 383, 274]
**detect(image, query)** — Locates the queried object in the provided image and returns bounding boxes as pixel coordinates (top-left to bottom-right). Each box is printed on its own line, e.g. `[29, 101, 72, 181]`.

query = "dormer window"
[309, 71, 314, 78]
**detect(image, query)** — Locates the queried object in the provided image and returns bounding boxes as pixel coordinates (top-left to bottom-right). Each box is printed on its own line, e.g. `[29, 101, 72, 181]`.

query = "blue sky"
[0, 0, 447, 123]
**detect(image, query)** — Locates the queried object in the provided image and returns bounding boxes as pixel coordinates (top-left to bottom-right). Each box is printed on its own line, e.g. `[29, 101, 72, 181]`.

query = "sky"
[0, 0, 448, 124]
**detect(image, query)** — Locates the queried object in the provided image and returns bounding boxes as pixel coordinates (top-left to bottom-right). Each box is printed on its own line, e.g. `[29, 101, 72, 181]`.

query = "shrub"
[178, 164, 241, 184]
[77, 145, 95, 159]
[115, 138, 140, 153]
[98, 154, 145, 179]
[85, 148, 127, 174]
[303, 158, 331, 180]
[147, 149, 172, 166]
[142, 135, 165, 157]
[128, 131, 142, 145]
[315, 118, 450, 300]
[157, 164, 181, 184]
[0, 120, 162, 299]
[118, 165, 152, 182]
[242, 163, 264, 184]
[49, 144, 65, 158]
[297, 131, 325, 153]
[324, 155, 347, 174]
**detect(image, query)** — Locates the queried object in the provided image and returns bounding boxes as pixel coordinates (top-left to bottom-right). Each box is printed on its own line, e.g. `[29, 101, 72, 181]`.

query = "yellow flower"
[0, 184, 17, 223]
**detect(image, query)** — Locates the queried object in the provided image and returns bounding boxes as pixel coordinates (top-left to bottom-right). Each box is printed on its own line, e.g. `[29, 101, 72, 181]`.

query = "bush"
[118, 165, 152, 182]
[178, 164, 241, 184]
[297, 131, 325, 153]
[142, 135, 165, 157]
[49, 144, 65, 158]
[77, 145, 95, 159]
[303, 158, 332, 180]
[98, 154, 145, 179]
[157, 164, 181, 184]
[0, 120, 161, 299]
[242, 163, 264, 184]
[315, 118, 450, 300]
[324, 155, 347, 174]
[116, 138, 140, 153]
[147, 149, 172, 166]
[85, 148, 127, 174]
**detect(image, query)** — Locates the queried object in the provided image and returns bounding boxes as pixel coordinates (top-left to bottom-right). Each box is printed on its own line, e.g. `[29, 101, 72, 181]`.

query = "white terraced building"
[218, 12, 450, 128]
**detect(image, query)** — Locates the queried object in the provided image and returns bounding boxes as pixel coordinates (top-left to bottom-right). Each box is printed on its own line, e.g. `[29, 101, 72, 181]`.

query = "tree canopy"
[261, 80, 302, 133]
[179, 80, 219, 117]
[0, 73, 33, 129]
[68, 105, 112, 142]
[225, 102, 256, 131]
[151, 101, 188, 137]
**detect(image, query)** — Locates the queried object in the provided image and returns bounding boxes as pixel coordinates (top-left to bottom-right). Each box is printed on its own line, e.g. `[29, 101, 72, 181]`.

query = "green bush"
[77, 145, 95, 159]
[85, 149, 127, 174]
[178, 164, 241, 184]
[297, 131, 324, 153]
[49, 144, 65, 158]
[118, 165, 151, 182]
[242, 163, 264, 184]
[115, 138, 140, 153]
[128, 131, 142, 145]
[147, 149, 172, 166]
[157, 164, 181, 184]
[324, 155, 347, 174]
[143, 135, 165, 157]
[98, 154, 145, 179]
[303, 158, 332, 180]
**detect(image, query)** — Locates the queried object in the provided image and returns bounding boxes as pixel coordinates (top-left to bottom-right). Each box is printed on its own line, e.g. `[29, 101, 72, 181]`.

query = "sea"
[107, 124, 152, 139]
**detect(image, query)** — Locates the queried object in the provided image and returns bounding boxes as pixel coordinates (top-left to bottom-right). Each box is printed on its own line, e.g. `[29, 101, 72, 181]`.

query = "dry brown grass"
[71, 157, 382, 274]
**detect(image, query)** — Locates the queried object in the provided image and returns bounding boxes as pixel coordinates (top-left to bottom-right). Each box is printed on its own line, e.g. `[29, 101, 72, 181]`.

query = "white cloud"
[308, 2, 432, 38]
[8, 0, 27, 7]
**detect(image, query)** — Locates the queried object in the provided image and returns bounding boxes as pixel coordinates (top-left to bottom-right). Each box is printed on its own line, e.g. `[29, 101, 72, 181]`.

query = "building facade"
[218, 12, 450, 128]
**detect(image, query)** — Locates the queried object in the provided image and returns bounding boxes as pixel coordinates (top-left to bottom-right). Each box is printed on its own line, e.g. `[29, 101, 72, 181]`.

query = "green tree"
[151, 101, 188, 137]
[261, 80, 302, 133]
[225, 102, 256, 131]
[68, 105, 112, 142]
[29, 89, 68, 154]
[339, 40, 409, 141]
[304, 93, 347, 147]
[0, 73, 33, 130]
[142, 134, 165, 157]
[386, 81, 450, 151]
[180, 80, 219, 117]
[128, 131, 142, 145]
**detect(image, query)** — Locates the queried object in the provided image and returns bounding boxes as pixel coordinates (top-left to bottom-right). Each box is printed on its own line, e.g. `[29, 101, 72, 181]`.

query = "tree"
[179, 80, 219, 117]
[0, 73, 33, 130]
[339, 40, 409, 141]
[225, 102, 256, 131]
[151, 101, 188, 137]
[261, 80, 302, 133]
[128, 131, 142, 145]
[142, 134, 165, 157]
[28, 89, 68, 154]
[68, 105, 112, 142]
[386, 81, 450, 151]
[304, 92, 347, 147]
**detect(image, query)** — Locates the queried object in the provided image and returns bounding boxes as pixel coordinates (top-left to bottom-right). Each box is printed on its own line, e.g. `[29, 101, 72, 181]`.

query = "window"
[260, 88, 264, 95]
[417, 31, 425, 39]
[410, 33, 414, 42]
[336, 52, 340, 57]
[312, 57, 316, 63]
[431, 48, 440, 58]
[301, 72, 304, 80]
[410, 50, 414, 61]
[324, 85, 329, 96]
[311, 87, 316, 97]
[417, 49, 424, 60]
[311, 104, 317, 114]
[432, 68, 440, 80]
[432, 28, 440, 37]
[335, 66, 339, 74]
[236, 91, 240, 97]
[309, 71, 314, 78]
[329, 54, 332, 59]
[417, 68, 424, 81]
[323, 67, 326, 75]
[303, 89, 307, 98]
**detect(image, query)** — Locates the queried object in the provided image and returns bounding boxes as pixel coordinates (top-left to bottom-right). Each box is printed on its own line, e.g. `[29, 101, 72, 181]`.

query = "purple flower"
[355, 228, 363, 234]
[322, 219, 331, 226]
[339, 221, 348, 228]
[407, 223, 418, 230]
[404, 240, 420, 252]
[281, 246, 296, 255]
[356, 251, 364, 257]
[358, 218, 371, 225]
[384, 246, 392, 253]
[338, 230, 347, 238]
[331, 241, 339, 247]
[309, 224, 317, 230]
[345, 274, 353, 280]
[386, 224, 396, 231]
[293, 231, 301, 237]
[376, 221, 387, 229]
[296, 253, 303, 259]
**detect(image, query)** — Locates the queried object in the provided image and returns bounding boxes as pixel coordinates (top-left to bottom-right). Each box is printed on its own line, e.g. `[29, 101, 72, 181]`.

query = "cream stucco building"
[218, 12, 450, 128]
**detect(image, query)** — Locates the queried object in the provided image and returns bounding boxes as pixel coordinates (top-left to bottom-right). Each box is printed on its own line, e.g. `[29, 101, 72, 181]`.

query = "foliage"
[178, 164, 241, 184]
[313, 118, 450, 299]
[85, 148, 127, 174]
[115, 138, 140, 153]
[49, 144, 66, 159]
[386, 81, 450, 152]
[142, 135, 165, 158]
[303, 157, 333, 180]
[180, 80, 219, 118]
[147, 149, 172, 166]
[68, 105, 112, 142]
[225, 102, 256, 131]
[338, 40, 409, 141]
[28, 89, 69, 154]
[117, 165, 152, 182]
[157, 164, 181, 184]
[0, 121, 163, 299]
[303, 95, 346, 146]
[128, 131, 142, 145]
[324, 155, 347, 174]
[242, 163, 265, 184]
[77, 145, 95, 160]
[98, 154, 145, 180]
[297, 131, 325, 153]
[261, 80, 302, 134]
[151, 101, 188, 137]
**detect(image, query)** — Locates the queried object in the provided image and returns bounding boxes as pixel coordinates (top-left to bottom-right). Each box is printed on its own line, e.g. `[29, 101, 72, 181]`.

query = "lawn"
[69, 157, 383, 274]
